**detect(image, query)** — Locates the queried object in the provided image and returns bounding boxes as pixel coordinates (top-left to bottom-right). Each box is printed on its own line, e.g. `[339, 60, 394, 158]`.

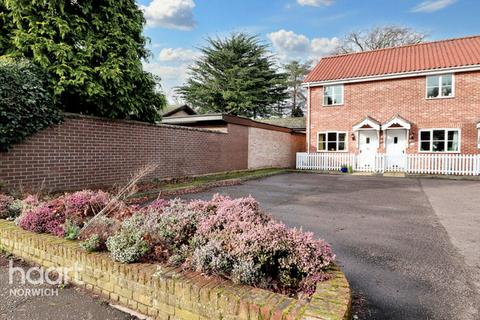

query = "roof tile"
[304, 35, 480, 83]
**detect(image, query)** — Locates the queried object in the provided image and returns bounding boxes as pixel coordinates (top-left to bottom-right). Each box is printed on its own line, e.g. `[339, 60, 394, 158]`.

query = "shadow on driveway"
[179, 172, 479, 320]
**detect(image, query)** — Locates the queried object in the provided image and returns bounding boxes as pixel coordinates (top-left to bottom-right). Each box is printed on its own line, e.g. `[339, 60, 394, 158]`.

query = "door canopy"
[353, 116, 381, 131]
[382, 114, 411, 130]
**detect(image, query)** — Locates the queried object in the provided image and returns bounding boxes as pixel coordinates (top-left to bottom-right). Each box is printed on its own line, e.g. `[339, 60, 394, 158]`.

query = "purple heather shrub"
[18, 190, 110, 237]
[18, 199, 66, 236]
[185, 194, 335, 295]
[63, 190, 110, 226]
[78, 216, 121, 251]
[13, 189, 335, 296]
[144, 198, 169, 212]
[0, 194, 14, 219]
[141, 199, 199, 263]
[22, 194, 40, 207]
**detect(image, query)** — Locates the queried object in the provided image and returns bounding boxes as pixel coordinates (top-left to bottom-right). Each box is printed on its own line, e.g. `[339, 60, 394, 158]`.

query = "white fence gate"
[296, 153, 480, 176]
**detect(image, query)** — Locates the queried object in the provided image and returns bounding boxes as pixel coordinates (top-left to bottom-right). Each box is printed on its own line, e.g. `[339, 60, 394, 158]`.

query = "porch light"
[351, 133, 355, 140]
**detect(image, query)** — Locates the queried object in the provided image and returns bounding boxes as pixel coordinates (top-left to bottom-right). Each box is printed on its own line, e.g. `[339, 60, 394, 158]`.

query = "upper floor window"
[323, 85, 344, 106]
[419, 129, 459, 153]
[318, 131, 347, 152]
[426, 74, 454, 99]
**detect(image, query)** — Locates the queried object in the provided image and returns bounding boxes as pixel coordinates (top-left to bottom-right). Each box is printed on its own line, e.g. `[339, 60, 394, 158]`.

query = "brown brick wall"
[248, 127, 306, 169]
[307, 71, 480, 154]
[0, 114, 249, 191]
[0, 114, 304, 192]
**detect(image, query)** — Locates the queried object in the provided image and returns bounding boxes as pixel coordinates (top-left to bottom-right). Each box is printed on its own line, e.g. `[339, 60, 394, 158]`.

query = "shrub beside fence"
[297, 152, 480, 176]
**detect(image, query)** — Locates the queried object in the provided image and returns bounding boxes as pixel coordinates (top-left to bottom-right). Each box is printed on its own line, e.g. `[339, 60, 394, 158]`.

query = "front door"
[385, 129, 407, 170]
[358, 130, 378, 170]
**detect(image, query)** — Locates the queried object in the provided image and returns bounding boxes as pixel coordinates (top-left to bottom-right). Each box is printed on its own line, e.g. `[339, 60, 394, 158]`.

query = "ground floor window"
[419, 129, 460, 152]
[478, 128, 480, 148]
[318, 131, 347, 152]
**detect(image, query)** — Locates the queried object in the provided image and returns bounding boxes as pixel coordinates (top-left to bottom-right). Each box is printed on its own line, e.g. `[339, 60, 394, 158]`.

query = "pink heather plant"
[185, 194, 335, 295]
[144, 198, 169, 212]
[18, 190, 110, 237]
[18, 199, 66, 237]
[15, 190, 335, 297]
[0, 194, 14, 218]
[63, 190, 110, 226]
[22, 194, 40, 208]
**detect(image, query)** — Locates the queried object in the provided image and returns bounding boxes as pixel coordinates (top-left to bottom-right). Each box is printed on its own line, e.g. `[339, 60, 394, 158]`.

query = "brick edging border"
[0, 221, 351, 320]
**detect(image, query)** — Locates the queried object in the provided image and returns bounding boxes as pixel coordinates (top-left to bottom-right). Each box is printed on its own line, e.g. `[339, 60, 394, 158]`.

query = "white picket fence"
[296, 152, 480, 176]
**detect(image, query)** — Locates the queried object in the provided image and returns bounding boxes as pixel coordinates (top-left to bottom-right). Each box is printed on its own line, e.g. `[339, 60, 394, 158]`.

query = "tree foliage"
[178, 33, 288, 118]
[282, 60, 310, 117]
[1, 0, 166, 122]
[0, 58, 61, 151]
[332, 25, 427, 55]
[0, 1, 13, 53]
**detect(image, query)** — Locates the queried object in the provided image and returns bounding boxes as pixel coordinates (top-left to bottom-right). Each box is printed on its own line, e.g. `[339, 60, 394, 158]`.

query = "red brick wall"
[307, 71, 480, 154]
[0, 114, 249, 191]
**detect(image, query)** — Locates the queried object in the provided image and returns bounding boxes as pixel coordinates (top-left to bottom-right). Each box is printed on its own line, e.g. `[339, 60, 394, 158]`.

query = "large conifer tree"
[178, 33, 287, 118]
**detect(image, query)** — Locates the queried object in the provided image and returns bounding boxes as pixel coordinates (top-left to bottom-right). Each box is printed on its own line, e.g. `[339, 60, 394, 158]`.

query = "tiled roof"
[258, 117, 306, 129]
[304, 35, 480, 83]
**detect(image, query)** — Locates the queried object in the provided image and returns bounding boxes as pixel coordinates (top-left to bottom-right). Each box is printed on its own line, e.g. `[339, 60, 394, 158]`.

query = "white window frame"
[317, 131, 348, 152]
[477, 124, 480, 148]
[425, 74, 455, 99]
[418, 128, 461, 153]
[323, 85, 344, 106]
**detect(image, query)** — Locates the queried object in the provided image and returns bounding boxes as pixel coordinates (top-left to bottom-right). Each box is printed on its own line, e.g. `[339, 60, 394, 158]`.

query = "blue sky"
[137, 0, 480, 102]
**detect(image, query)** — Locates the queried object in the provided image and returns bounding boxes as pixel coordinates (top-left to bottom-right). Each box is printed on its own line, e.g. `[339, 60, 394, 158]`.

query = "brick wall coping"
[62, 113, 307, 135]
[0, 220, 351, 320]
[62, 112, 228, 134]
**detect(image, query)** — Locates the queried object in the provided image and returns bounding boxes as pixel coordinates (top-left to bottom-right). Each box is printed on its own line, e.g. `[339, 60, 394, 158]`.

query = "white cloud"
[268, 30, 310, 53]
[144, 62, 189, 102]
[268, 29, 339, 62]
[297, 0, 334, 7]
[145, 45, 201, 103]
[412, 0, 457, 12]
[310, 37, 339, 56]
[159, 48, 199, 62]
[140, 0, 196, 30]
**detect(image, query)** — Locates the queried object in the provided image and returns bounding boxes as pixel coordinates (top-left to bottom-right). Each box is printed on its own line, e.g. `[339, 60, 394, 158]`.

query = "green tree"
[1, 0, 166, 122]
[0, 58, 61, 151]
[178, 33, 287, 118]
[283, 60, 310, 117]
[0, 1, 13, 54]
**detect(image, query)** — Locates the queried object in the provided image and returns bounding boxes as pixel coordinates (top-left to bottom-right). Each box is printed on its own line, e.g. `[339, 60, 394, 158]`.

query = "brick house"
[303, 35, 480, 171]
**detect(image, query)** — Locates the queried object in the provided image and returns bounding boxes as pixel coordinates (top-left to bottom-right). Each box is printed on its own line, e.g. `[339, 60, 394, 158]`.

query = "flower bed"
[1, 190, 335, 298]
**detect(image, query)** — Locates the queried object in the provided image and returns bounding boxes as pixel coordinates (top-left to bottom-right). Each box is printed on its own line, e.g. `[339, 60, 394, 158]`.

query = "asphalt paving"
[179, 172, 480, 320]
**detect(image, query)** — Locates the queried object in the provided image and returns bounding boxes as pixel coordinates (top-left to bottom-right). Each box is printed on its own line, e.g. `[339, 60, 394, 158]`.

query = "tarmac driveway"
[180, 173, 479, 320]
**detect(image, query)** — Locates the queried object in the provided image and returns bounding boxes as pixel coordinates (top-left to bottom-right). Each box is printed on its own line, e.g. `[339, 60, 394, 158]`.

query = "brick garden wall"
[307, 71, 480, 154]
[0, 220, 351, 320]
[248, 127, 306, 169]
[0, 114, 249, 192]
[0, 114, 304, 192]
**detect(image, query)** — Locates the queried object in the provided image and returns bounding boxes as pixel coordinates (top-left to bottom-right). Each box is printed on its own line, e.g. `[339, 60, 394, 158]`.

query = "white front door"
[385, 129, 407, 170]
[358, 130, 379, 170]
